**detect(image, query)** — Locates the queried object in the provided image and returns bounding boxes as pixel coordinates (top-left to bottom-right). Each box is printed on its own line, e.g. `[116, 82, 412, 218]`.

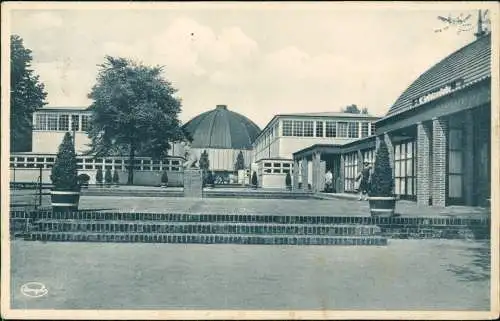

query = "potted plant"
[95, 168, 103, 187]
[251, 171, 258, 189]
[161, 170, 169, 188]
[285, 172, 292, 190]
[112, 169, 120, 187]
[50, 132, 80, 212]
[368, 138, 396, 217]
[104, 168, 112, 188]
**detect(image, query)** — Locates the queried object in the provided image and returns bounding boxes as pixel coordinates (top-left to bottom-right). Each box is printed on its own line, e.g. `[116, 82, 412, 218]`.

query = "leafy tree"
[235, 151, 245, 171]
[96, 168, 103, 186]
[104, 168, 113, 186]
[87, 56, 186, 184]
[112, 169, 120, 185]
[50, 133, 78, 191]
[368, 138, 394, 197]
[10, 35, 47, 152]
[199, 150, 209, 171]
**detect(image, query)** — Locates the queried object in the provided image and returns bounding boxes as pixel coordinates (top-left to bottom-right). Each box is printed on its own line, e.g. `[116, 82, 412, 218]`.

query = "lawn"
[9, 239, 490, 311]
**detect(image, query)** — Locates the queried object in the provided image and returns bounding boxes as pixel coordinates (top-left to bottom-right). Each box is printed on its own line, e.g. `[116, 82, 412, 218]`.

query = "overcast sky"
[8, 3, 491, 128]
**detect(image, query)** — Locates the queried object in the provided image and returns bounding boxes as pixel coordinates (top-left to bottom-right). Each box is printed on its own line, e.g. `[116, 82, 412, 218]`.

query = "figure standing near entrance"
[324, 169, 333, 193]
[356, 161, 371, 200]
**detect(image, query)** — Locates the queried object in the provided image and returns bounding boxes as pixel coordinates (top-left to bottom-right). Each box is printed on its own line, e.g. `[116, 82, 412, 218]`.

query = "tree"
[235, 151, 245, 171]
[161, 170, 169, 187]
[50, 133, 78, 191]
[10, 35, 47, 152]
[112, 169, 120, 185]
[251, 171, 258, 188]
[104, 168, 113, 186]
[368, 138, 394, 197]
[96, 168, 103, 186]
[87, 56, 186, 184]
[199, 150, 209, 171]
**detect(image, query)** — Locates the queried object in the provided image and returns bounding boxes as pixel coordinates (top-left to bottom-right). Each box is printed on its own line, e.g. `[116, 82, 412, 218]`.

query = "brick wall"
[432, 117, 448, 207]
[417, 122, 431, 206]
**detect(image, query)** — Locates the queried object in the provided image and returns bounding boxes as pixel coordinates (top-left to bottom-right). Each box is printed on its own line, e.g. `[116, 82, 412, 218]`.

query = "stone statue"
[182, 142, 199, 169]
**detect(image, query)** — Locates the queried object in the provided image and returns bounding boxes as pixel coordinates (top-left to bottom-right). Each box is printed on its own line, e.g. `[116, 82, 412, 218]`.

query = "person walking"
[356, 161, 372, 201]
[324, 169, 333, 193]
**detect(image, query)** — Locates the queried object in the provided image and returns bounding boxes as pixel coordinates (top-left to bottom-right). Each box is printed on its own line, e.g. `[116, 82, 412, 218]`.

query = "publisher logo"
[20, 282, 48, 298]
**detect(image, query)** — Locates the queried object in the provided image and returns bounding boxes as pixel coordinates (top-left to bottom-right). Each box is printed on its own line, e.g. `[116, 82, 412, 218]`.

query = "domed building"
[182, 104, 261, 173]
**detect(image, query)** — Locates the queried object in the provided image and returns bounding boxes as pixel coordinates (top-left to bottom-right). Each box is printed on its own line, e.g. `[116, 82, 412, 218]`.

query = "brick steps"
[32, 220, 381, 236]
[24, 232, 387, 246]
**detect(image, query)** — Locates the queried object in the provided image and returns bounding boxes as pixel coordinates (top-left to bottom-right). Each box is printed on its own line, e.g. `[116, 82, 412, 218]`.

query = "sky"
[8, 3, 491, 128]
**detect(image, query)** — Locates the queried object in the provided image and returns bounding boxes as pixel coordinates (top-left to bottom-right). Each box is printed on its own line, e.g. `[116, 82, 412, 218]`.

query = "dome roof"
[183, 105, 261, 149]
[386, 34, 491, 117]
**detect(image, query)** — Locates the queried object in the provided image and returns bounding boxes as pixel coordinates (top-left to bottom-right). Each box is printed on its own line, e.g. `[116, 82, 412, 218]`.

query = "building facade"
[293, 34, 492, 207]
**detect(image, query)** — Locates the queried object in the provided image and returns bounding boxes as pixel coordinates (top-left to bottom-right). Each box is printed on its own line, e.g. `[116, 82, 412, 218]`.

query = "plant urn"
[368, 196, 396, 217]
[51, 189, 80, 212]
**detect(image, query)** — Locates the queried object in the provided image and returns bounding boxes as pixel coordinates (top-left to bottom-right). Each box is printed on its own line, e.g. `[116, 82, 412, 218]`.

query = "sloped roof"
[278, 111, 378, 118]
[386, 34, 491, 118]
[182, 105, 261, 149]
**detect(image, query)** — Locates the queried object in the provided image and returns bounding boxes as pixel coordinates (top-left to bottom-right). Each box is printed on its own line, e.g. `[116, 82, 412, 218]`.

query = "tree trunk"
[127, 144, 135, 185]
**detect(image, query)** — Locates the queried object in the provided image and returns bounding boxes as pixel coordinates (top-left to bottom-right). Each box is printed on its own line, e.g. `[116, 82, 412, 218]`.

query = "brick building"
[294, 34, 491, 207]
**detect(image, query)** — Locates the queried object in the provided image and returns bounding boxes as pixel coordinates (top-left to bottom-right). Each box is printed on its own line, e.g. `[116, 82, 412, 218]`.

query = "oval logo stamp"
[20, 282, 48, 298]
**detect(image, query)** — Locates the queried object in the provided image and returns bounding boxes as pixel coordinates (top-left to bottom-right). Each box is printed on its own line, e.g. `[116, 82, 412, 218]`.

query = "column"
[432, 117, 448, 207]
[357, 150, 363, 171]
[463, 110, 474, 205]
[417, 122, 431, 206]
[339, 154, 345, 193]
[312, 151, 321, 192]
[293, 159, 300, 190]
[301, 157, 308, 190]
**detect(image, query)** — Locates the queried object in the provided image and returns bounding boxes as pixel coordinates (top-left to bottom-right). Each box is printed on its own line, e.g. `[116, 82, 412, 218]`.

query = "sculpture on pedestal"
[182, 142, 199, 169]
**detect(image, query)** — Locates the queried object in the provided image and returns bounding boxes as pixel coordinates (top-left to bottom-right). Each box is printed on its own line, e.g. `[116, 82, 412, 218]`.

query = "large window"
[35, 113, 47, 130]
[448, 119, 464, 202]
[81, 115, 90, 132]
[394, 140, 415, 197]
[71, 115, 80, 131]
[344, 152, 359, 192]
[325, 121, 336, 137]
[293, 120, 303, 136]
[47, 114, 58, 130]
[282, 120, 293, 136]
[361, 122, 370, 137]
[362, 149, 374, 166]
[304, 121, 314, 137]
[370, 123, 376, 136]
[338, 122, 348, 138]
[58, 115, 69, 131]
[348, 122, 359, 138]
[315, 121, 323, 137]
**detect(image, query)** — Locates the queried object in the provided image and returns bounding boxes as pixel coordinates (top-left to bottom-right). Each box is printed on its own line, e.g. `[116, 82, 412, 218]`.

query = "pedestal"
[183, 169, 203, 198]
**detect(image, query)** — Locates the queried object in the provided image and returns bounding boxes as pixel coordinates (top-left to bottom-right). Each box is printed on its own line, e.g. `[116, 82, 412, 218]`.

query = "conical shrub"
[369, 137, 394, 197]
[50, 132, 79, 191]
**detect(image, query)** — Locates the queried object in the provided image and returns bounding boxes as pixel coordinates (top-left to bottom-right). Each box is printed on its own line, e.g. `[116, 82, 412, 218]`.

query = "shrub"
[285, 172, 292, 188]
[77, 173, 90, 187]
[161, 170, 169, 185]
[50, 132, 79, 191]
[368, 137, 394, 197]
[95, 168, 103, 186]
[105, 168, 112, 185]
[112, 169, 120, 185]
[251, 171, 258, 187]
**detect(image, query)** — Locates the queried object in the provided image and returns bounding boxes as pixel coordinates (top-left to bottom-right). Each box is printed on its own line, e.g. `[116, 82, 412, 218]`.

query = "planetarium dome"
[181, 105, 260, 173]
[183, 104, 261, 149]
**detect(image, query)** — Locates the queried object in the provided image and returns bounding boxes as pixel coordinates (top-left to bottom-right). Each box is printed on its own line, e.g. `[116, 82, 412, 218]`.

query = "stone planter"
[368, 196, 396, 217]
[51, 190, 80, 212]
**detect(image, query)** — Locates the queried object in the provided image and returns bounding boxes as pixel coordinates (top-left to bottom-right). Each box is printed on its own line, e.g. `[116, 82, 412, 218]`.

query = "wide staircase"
[24, 211, 387, 246]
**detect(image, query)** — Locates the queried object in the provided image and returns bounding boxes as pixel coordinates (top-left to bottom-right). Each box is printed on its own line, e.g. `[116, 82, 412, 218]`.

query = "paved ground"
[9, 239, 490, 310]
[10, 188, 489, 218]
